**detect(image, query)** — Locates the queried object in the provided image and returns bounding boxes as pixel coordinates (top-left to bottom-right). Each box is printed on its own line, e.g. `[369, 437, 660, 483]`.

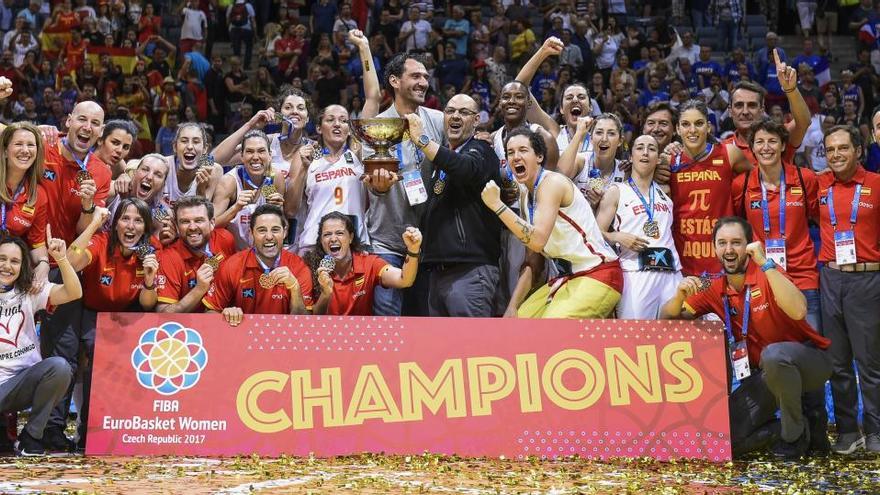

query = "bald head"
[444, 94, 480, 148]
[66, 101, 106, 153]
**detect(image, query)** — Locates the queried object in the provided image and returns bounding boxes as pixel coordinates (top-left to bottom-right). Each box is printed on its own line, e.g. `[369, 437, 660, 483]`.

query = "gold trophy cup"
[350, 118, 409, 175]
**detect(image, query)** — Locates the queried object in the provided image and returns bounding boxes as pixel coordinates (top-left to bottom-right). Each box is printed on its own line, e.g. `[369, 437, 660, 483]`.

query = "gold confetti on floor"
[0, 452, 878, 494]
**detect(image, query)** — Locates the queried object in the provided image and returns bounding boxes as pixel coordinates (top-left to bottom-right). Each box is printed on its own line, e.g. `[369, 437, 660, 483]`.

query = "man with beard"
[661, 216, 832, 460]
[402, 94, 502, 317]
[156, 196, 237, 313]
[817, 125, 880, 454]
[203, 204, 312, 325]
[363, 52, 444, 316]
[723, 68, 811, 166]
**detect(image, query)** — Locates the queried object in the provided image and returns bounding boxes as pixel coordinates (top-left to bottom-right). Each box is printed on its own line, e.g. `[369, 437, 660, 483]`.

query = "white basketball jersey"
[521, 176, 617, 273]
[573, 153, 626, 199]
[556, 127, 593, 156]
[613, 181, 681, 272]
[161, 155, 198, 208]
[298, 149, 370, 250]
[227, 167, 268, 250]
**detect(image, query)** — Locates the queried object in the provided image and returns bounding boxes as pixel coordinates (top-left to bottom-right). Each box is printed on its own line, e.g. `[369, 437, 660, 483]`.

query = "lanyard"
[759, 167, 786, 237]
[0, 182, 24, 232]
[527, 167, 545, 222]
[396, 136, 425, 171]
[628, 178, 655, 223]
[827, 184, 862, 230]
[722, 287, 751, 347]
[277, 116, 296, 142]
[671, 142, 712, 173]
[238, 166, 271, 190]
[322, 143, 350, 158]
[253, 249, 279, 274]
[62, 138, 91, 171]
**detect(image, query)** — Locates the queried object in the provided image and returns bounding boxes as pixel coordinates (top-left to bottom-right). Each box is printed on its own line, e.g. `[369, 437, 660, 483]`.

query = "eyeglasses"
[443, 107, 478, 117]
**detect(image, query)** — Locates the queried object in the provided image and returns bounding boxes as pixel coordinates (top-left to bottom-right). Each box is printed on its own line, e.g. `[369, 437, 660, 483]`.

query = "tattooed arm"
[481, 171, 569, 252]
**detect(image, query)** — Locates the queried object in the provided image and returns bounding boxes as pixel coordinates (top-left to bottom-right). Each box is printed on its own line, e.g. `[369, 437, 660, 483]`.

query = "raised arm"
[378, 227, 422, 289]
[211, 108, 274, 166]
[46, 224, 82, 306]
[516, 37, 563, 137]
[774, 49, 810, 149]
[67, 208, 110, 272]
[557, 116, 591, 178]
[349, 30, 381, 118]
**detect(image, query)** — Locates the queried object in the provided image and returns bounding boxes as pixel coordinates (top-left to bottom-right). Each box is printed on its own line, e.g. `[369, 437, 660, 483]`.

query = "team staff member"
[55, 199, 160, 450]
[0, 123, 50, 292]
[41, 101, 112, 244]
[818, 125, 880, 455]
[363, 52, 444, 317]
[0, 233, 81, 457]
[722, 52, 810, 166]
[732, 118, 821, 330]
[403, 95, 502, 317]
[482, 127, 621, 318]
[596, 135, 682, 319]
[308, 213, 422, 315]
[203, 204, 312, 325]
[155, 196, 237, 313]
[643, 102, 677, 153]
[661, 217, 831, 460]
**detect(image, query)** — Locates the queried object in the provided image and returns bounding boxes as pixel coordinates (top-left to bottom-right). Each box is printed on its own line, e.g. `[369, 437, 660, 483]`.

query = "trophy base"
[363, 158, 400, 176]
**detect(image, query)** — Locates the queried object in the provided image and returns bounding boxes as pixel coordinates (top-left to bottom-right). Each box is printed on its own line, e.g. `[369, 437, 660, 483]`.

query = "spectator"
[227, 0, 256, 69]
[333, 3, 358, 51]
[443, 6, 469, 57]
[310, 0, 338, 38]
[708, 0, 743, 52]
[155, 112, 177, 156]
[179, 0, 207, 56]
[693, 45, 724, 89]
[398, 6, 431, 52]
[469, 10, 489, 60]
[509, 19, 536, 66]
[755, 32, 787, 79]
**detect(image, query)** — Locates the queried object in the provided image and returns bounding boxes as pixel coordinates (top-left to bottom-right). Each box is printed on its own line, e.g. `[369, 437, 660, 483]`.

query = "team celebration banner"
[87, 314, 732, 461]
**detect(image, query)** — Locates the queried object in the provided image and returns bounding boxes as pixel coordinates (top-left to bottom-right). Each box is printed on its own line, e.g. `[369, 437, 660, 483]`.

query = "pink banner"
[87, 314, 732, 461]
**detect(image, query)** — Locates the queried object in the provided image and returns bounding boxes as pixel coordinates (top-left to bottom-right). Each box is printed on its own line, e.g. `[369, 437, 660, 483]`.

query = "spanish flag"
[86, 46, 138, 75]
[39, 24, 71, 58]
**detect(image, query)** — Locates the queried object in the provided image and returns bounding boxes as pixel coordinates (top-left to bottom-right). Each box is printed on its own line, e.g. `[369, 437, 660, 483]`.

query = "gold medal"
[135, 244, 155, 260]
[433, 179, 445, 195]
[205, 255, 222, 271]
[589, 177, 606, 195]
[643, 220, 660, 239]
[259, 272, 274, 289]
[698, 274, 712, 292]
[76, 170, 92, 184]
[260, 184, 277, 199]
[319, 255, 336, 272]
[197, 154, 214, 169]
[152, 206, 169, 221]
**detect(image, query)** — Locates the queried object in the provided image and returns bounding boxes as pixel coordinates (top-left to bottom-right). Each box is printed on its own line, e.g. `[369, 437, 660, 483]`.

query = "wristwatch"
[760, 259, 777, 272]
[416, 134, 431, 149]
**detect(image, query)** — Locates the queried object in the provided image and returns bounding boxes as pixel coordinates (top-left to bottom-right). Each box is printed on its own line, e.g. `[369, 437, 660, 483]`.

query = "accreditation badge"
[402, 169, 427, 206]
[731, 340, 751, 381]
[834, 230, 857, 265]
[765, 238, 786, 270]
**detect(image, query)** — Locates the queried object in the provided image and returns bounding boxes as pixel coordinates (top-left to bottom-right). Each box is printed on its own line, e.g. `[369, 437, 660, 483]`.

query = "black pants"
[820, 267, 880, 435]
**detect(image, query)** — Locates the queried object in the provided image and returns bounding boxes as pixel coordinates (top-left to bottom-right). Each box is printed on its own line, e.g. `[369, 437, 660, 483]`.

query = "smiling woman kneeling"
[481, 127, 623, 318]
[306, 212, 422, 316]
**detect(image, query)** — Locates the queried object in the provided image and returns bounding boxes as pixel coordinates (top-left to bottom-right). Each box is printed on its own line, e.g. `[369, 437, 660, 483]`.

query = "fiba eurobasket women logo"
[131, 321, 208, 396]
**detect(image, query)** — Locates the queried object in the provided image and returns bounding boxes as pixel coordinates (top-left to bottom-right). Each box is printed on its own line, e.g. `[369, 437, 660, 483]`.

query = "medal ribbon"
[671, 142, 712, 173]
[253, 249, 280, 276]
[238, 166, 272, 191]
[527, 167, 545, 222]
[827, 184, 862, 231]
[0, 182, 25, 232]
[628, 178, 655, 224]
[62, 138, 92, 172]
[759, 167, 786, 238]
[436, 138, 475, 185]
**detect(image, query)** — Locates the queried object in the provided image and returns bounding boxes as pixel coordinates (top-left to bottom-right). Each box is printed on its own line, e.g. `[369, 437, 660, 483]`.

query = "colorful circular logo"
[131, 322, 208, 396]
